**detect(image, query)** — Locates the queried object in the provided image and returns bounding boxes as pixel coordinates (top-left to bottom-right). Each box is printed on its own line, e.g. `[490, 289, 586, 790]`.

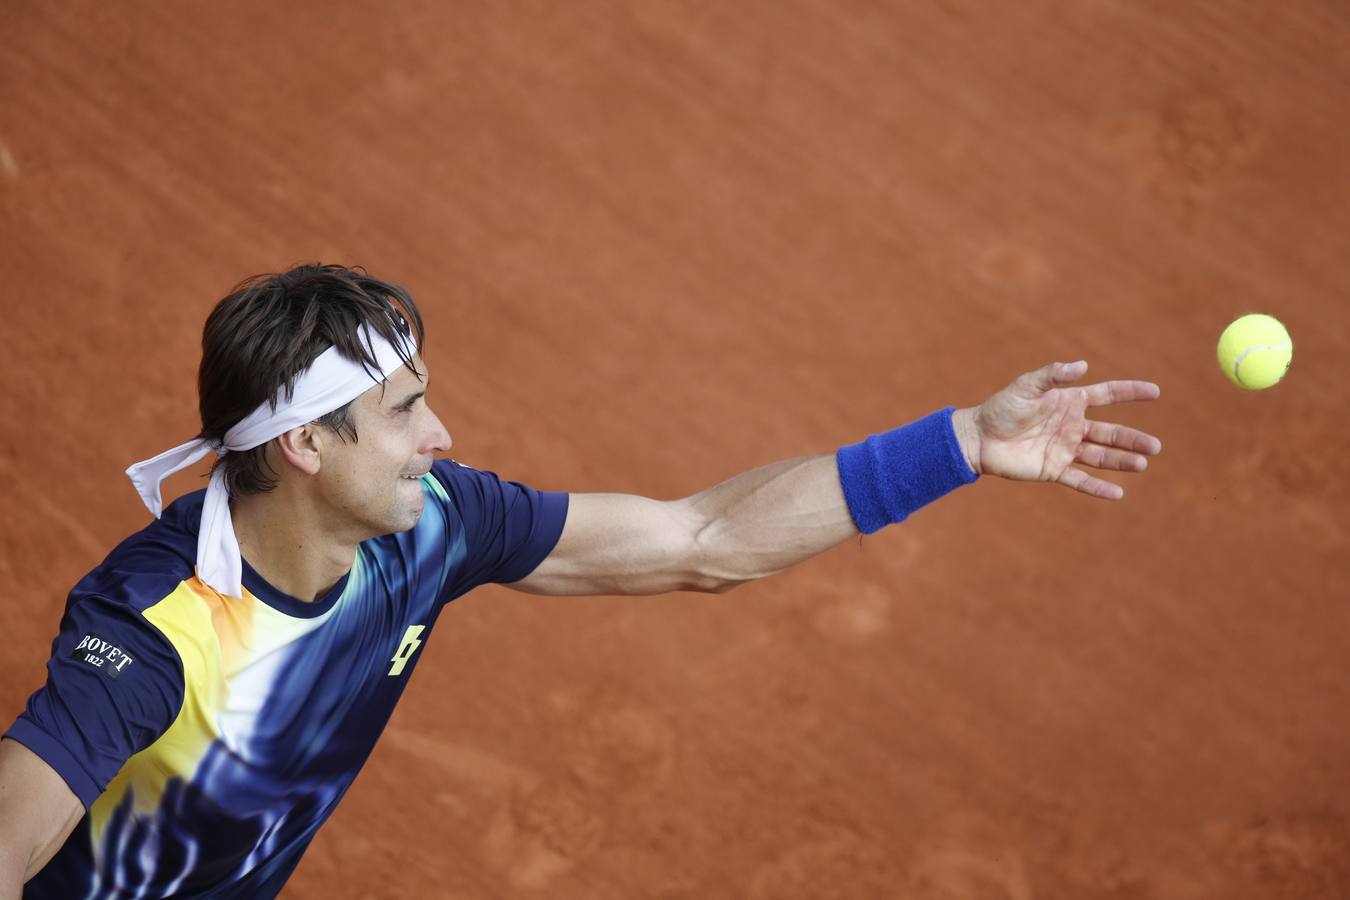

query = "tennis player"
[0, 264, 1161, 897]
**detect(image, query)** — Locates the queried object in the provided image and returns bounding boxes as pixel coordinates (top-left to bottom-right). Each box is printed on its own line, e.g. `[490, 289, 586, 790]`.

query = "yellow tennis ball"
[1217, 313, 1293, 390]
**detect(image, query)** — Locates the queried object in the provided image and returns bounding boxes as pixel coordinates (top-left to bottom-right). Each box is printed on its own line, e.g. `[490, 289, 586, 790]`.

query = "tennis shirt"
[6, 460, 568, 898]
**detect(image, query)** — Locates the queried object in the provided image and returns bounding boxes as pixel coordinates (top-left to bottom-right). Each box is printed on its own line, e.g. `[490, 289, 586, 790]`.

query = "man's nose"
[422, 411, 452, 454]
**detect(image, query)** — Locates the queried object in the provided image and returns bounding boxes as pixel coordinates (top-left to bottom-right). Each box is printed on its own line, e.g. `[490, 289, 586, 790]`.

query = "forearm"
[513, 407, 981, 597]
[683, 407, 981, 587]
[680, 454, 858, 585]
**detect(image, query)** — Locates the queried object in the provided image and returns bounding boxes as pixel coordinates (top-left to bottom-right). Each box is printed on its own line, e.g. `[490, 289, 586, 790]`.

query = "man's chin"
[386, 494, 425, 534]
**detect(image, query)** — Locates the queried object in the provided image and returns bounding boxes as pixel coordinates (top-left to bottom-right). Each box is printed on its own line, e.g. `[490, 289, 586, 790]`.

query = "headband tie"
[126, 325, 416, 599]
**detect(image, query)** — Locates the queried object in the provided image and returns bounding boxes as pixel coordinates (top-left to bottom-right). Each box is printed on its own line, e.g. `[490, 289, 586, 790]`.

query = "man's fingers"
[1075, 442, 1149, 472]
[1022, 360, 1087, 391]
[1019, 364, 1161, 407]
[1058, 466, 1125, 500]
[1082, 379, 1161, 407]
[1083, 420, 1163, 455]
[1051, 359, 1089, 383]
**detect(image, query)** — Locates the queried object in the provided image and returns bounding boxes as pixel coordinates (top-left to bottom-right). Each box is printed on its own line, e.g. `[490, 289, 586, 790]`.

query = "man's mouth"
[401, 460, 434, 481]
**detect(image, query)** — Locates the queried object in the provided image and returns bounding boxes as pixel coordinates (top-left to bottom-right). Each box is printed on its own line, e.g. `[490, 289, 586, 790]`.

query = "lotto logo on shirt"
[69, 633, 135, 679]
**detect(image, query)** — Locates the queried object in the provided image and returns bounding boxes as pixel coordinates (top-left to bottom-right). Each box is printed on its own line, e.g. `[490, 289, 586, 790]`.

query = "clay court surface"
[4, 2, 1350, 897]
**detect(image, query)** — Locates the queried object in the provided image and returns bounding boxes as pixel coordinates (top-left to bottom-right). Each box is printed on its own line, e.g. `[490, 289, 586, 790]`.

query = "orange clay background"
[3, 3, 1350, 897]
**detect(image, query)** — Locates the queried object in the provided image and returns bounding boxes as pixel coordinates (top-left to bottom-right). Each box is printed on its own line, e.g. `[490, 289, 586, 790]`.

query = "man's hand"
[952, 360, 1162, 500]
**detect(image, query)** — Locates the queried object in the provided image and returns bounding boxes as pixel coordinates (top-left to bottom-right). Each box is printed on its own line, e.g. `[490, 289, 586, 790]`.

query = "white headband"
[126, 324, 417, 599]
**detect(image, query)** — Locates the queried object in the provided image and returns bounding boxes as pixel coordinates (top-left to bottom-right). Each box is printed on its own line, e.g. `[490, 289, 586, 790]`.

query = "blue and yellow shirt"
[6, 460, 568, 898]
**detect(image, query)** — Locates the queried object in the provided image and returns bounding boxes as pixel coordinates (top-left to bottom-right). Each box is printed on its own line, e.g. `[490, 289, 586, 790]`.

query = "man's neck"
[229, 489, 360, 603]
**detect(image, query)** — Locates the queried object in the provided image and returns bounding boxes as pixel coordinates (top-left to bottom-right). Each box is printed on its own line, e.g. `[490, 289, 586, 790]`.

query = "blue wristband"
[835, 406, 979, 535]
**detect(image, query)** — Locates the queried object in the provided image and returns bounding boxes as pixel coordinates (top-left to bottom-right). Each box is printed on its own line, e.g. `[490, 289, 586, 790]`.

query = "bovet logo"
[69, 633, 135, 679]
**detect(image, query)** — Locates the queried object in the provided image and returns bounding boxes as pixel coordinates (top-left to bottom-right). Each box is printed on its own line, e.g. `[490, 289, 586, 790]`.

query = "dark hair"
[197, 264, 425, 498]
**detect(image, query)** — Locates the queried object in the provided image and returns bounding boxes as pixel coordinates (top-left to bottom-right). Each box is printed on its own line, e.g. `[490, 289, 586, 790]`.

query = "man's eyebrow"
[393, 390, 425, 410]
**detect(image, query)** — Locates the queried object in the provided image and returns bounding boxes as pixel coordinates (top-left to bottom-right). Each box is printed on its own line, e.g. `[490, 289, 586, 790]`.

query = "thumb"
[1053, 359, 1089, 383]
[1022, 360, 1088, 392]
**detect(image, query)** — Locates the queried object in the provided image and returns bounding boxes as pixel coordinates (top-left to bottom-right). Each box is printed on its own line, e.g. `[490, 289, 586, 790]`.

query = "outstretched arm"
[509, 453, 853, 595]
[508, 361, 1161, 596]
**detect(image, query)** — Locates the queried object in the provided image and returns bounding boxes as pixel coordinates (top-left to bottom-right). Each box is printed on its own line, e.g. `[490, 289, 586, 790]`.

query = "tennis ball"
[1217, 313, 1292, 390]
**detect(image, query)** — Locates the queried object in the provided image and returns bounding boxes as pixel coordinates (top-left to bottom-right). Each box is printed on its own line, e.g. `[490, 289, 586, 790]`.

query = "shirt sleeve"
[430, 459, 569, 590]
[4, 594, 185, 809]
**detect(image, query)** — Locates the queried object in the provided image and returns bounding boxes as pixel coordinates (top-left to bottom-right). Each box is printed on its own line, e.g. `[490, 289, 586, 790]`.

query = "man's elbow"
[682, 562, 758, 594]
[684, 519, 769, 594]
[696, 576, 748, 594]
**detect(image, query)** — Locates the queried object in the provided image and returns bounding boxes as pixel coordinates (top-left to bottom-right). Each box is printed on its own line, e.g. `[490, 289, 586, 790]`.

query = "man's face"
[315, 354, 452, 538]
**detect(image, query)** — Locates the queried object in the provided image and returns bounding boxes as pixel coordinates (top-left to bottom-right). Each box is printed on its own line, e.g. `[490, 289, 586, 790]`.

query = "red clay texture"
[3, 2, 1349, 897]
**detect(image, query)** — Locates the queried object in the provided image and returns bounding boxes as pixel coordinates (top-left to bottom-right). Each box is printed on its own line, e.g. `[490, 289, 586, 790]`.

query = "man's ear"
[274, 425, 323, 477]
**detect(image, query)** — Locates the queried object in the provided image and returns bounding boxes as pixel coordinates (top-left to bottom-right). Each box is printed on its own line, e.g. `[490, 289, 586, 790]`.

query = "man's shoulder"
[429, 457, 475, 483]
[426, 457, 528, 501]
[425, 458, 484, 508]
[69, 491, 204, 618]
